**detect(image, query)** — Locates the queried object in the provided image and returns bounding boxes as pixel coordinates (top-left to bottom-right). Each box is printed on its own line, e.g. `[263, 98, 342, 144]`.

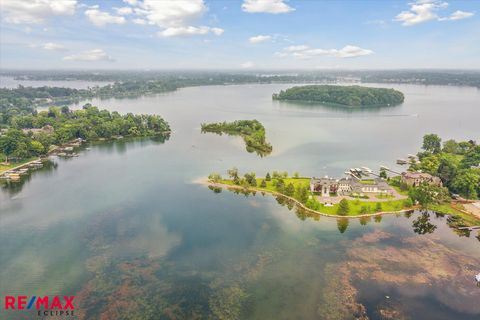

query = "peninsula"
[272, 85, 405, 107]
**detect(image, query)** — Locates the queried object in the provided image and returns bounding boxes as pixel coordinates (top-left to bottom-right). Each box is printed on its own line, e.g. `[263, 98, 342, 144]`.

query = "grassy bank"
[0, 156, 39, 174]
[218, 178, 413, 217]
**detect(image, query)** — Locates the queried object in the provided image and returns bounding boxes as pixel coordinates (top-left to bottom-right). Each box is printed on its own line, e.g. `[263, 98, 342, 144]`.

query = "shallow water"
[0, 83, 479, 319]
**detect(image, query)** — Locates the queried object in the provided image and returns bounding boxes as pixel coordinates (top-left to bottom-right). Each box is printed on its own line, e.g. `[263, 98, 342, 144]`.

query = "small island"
[201, 120, 272, 157]
[272, 85, 405, 107]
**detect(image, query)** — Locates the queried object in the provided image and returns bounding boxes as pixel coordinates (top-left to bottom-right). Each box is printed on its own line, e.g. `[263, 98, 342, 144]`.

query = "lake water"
[1, 83, 479, 319]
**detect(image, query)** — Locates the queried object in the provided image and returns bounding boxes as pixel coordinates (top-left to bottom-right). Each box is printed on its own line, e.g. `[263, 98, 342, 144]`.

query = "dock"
[457, 226, 480, 231]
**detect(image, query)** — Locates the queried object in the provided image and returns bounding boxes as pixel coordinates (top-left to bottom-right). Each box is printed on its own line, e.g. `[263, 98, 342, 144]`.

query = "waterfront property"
[310, 176, 393, 197]
[401, 171, 443, 187]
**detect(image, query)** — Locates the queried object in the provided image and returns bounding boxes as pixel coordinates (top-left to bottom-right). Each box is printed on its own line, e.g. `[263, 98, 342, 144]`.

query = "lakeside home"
[310, 176, 393, 197]
[401, 171, 443, 187]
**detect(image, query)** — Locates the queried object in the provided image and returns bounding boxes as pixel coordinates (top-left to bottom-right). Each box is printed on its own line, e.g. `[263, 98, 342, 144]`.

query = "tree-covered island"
[201, 120, 272, 156]
[272, 85, 405, 107]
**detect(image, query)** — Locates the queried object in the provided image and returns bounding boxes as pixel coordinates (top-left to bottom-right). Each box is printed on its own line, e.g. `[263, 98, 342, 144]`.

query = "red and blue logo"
[3, 295, 75, 317]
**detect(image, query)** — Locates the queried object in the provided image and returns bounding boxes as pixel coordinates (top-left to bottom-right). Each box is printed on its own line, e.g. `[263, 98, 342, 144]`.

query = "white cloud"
[439, 10, 475, 21]
[85, 8, 126, 27]
[241, 61, 255, 68]
[249, 35, 271, 44]
[63, 49, 113, 62]
[43, 42, 67, 51]
[242, 0, 294, 14]
[0, 0, 77, 24]
[132, 18, 147, 25]
[395, 1, 474, 26]
[130, 0, 206, 28]
[159, 26, 224, 37]
[276, 45, 374, 59]
[114, 7, 133, 15]
[122, 0, 223, 37]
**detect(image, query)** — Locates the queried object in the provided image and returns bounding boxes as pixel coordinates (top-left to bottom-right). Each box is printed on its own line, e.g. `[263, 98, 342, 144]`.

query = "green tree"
[337, 199, 350, 216]
[285, 183, 295, 196]
[295, 185, 309, 204]
[375, 202, 382, 212]
[265, 172, 271, 181]
[436, 155, 458, 187]
[0, 129, 27, 162]
[379, 168, 387, 179]
[422, 134, 442, 154]
[30, 140, 45, 155]
[293, 171, 300, 179]
[260, 179, 267, 188]
[227, 167, 239, 180]
[208, 173, 222, 183]
[442, 139, 459, 154]
[451, 169, 480, 199]
[409, 183, 450, 207]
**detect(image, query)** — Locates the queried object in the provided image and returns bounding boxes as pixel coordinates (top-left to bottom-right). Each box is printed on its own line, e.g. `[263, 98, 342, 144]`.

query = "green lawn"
[0, 155, 39, 174]
[218, 177, 411, 216]
[317, 199, 410, 216]
[221, 177, 310, 193]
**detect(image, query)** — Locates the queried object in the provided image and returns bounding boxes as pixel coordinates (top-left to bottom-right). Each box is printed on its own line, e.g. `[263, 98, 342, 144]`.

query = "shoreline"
[199, 179, 416, 219]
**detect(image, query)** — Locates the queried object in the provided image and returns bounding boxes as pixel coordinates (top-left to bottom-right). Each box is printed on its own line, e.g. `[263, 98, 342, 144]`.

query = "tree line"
[0, 104, 170, 162]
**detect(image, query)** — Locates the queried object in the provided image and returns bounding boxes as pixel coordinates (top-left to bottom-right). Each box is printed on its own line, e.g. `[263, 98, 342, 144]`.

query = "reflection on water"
[0, 160, 58, 196]
[1, 83, 480, 319]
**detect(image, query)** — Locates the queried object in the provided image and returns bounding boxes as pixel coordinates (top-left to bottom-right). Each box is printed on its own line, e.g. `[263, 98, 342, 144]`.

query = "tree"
[30, 140, 45, 155]
[436, 155, 458, 187]
[227, 167, 239, 180]
[442, 139, 459, 154]
[260, 179, 267, 188]
[451, 169, 480, 199]
[265, 172, 271, 181]
[422, 134, 442, 154]
[244, 172, 256, 186]
[337, 199, 350, 215]
[375, 202, 382, 212]
[409, 183, 450, 207]
[208, 173, 222, 183]
[0, 129, 27, 162]
[285, 183, 295, 196]
[295, 185, 309, 204]
[379, 168, 387, 179]
[293, 171, 300, 179]
[460, 145, 480, 169]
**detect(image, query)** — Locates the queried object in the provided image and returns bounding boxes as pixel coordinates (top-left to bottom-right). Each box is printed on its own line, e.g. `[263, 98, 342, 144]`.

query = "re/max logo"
[3, 296, 75, 310]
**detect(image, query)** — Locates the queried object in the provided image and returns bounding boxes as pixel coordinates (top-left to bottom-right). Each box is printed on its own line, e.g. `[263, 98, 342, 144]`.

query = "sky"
[0, 0, 479, 70]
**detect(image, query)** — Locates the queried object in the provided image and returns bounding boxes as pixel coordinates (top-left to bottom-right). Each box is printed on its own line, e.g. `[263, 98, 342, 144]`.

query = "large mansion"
[310, 177, 392, 197]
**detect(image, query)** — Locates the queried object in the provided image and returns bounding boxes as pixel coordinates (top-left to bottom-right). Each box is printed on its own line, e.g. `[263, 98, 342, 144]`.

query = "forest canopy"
[272, 85, 405, 107]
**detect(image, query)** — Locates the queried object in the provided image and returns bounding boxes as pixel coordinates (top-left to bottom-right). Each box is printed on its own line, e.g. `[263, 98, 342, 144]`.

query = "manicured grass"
[359, 179, 375, 185]
[221, 177, 310, 193]
[430, 203, 480, 226]
[0, 156, 39, 174]
[218, 178, 411, 216]
[317, 199, 410, 216]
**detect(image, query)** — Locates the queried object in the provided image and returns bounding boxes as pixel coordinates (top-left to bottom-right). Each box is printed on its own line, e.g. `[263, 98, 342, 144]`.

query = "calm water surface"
[1, 83, 479, 319]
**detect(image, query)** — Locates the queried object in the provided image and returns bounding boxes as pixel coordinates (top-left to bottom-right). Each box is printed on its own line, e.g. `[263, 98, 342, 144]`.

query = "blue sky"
[0, 0, 479, 69]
